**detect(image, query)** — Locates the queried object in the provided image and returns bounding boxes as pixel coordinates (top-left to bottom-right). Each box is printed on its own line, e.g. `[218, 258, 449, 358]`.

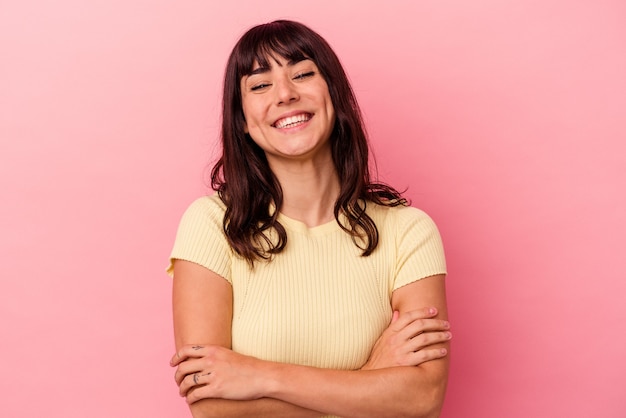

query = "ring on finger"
[193, 373, 199, 385]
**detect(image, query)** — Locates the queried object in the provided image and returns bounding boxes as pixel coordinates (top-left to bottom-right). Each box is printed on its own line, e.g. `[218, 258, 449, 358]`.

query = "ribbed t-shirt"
[167, 194, 446, 371]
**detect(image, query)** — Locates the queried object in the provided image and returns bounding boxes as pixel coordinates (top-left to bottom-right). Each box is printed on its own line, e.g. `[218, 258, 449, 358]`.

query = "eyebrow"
[248, 57, 311, 76]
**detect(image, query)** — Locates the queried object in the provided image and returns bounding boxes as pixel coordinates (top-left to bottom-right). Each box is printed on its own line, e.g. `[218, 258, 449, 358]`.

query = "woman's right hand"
[360, 307, 451, 370]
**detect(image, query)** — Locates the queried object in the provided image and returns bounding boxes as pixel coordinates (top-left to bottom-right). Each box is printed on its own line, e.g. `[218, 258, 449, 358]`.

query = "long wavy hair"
[211, 20, 407, 265]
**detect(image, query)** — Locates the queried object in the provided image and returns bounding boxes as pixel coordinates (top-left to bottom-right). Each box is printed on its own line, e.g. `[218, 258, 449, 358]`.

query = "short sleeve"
[393, 207, 447, 291]
[166, 195, 232, 283]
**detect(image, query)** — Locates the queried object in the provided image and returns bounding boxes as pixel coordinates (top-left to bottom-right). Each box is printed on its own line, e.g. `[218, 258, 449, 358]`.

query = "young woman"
[168, 20, 451, 418]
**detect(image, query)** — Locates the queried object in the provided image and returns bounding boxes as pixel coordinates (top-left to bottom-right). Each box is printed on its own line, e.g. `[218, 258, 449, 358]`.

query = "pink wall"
[1, 1, 625, 417]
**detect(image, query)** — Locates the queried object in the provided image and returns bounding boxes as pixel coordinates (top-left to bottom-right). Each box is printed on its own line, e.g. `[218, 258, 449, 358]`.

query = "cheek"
[326, 98, 336, 126]
[240, 110, 249, 133]
[241, 104, 252, 133]
[241, 101, 261, 127]
[321, 88, 334, 118]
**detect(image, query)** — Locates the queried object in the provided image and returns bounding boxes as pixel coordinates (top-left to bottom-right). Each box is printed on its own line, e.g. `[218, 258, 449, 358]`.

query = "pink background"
[2, 1, 625, 417]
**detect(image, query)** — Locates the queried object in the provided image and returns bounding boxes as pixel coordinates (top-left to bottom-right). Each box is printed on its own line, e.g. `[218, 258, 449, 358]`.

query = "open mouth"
[273, 113, 312, 129]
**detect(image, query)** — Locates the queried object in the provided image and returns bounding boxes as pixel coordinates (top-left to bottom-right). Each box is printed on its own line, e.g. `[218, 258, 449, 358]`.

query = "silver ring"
[193, 373, 199, 385]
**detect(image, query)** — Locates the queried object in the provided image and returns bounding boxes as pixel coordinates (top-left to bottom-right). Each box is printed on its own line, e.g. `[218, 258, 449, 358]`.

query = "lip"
[272, 110, 313, 128]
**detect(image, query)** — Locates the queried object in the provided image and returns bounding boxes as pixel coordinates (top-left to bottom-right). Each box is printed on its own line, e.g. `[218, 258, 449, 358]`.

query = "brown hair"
[211, 20, 406, 264]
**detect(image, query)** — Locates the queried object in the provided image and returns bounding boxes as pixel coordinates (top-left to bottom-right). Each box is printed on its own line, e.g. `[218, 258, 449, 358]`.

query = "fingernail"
[429, 307, 437, 315]
[440, 348, 448, 355]
[443, 321, 450, 329]
[445, 332, 452, 339]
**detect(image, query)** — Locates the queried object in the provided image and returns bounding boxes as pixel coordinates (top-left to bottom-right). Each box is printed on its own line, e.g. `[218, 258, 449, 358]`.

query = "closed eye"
[294, 71, 315, 80]
[250, 83, 271, 91]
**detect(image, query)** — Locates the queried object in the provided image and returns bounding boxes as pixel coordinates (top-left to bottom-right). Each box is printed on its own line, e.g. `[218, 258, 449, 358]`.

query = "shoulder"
[167, 193, 233, 278]
[173, 193, 229, 246]
[177, 193, 226, 226]
[367, 202, 440, 232]
[183, 193, 226, 215]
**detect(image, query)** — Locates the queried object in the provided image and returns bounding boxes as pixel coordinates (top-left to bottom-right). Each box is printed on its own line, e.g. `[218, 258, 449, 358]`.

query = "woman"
[168, 20, 451, 418]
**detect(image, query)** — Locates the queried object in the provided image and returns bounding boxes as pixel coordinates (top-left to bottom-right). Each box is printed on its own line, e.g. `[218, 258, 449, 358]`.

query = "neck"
[269, 155, 340, 228]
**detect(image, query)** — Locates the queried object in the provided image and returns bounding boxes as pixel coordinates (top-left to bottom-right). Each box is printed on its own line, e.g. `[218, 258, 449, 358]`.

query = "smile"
[273, 113, 312, 129]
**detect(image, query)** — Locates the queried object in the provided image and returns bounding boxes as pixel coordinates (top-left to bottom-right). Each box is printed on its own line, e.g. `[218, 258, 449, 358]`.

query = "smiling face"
[240, 56, 336, 166]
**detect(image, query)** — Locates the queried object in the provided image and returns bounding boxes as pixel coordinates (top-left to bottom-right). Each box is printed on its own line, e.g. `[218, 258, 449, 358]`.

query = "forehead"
[249, 54, 311, 73]
[240, 42, 310, 74]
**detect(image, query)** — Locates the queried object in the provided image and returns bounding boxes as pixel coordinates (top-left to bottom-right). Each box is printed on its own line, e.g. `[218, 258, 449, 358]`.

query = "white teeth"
[274, 113, 311, 129]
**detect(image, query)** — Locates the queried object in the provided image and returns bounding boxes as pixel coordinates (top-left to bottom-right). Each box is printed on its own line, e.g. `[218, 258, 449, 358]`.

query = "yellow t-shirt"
[168, 194, 446, 370]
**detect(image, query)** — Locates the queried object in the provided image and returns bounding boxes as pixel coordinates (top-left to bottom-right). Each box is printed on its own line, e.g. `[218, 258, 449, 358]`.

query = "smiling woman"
[167, 20, 451, 418]
[241, 57, 336, 165]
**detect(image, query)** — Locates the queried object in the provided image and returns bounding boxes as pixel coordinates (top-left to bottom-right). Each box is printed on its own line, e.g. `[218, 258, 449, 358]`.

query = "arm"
[263, 274, 450, 418]
[388, 274, 450, 416]
[172, 259, 323, 418]
[173, 271, 450, 418]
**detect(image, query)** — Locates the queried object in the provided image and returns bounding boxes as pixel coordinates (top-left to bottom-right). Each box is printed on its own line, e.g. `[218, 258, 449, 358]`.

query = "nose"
[275, 77, 299, 105]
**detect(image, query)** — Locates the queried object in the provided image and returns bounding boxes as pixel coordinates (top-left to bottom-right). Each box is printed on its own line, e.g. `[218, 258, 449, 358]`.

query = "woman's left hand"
[360, 307, 451, 370]
[170, 345, 268, 404]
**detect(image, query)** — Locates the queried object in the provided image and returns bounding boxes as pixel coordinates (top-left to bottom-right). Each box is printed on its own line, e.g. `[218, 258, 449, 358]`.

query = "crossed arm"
[171, 260, 451, 418]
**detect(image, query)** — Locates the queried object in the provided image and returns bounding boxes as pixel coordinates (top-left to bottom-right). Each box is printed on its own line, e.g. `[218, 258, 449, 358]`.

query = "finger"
[179, 371, 205, 397]
[413, 317, 450, 334]
[407, 331, 452, 352]
[170, 345, 208, 366]
[181, 371, 212, 397]
[186, 382, 213, 404]
[394, 317, 449, 342]
[179, 373, 193, 396]
[406, 346, 449, 367]
[390, 310, 400, 324]
[174, 358, 205, 385]
[393, 307, 438, 329]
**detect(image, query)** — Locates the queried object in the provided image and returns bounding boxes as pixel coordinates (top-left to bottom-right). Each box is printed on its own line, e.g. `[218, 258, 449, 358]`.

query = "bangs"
[235, 22, 315, 77]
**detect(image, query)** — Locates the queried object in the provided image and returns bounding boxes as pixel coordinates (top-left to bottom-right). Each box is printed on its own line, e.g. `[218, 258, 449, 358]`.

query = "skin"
[171, 264, 450, 418]
[241, 57, 336, 167]
[170, 55, 451, 417]
[241, 56, 339, 226]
